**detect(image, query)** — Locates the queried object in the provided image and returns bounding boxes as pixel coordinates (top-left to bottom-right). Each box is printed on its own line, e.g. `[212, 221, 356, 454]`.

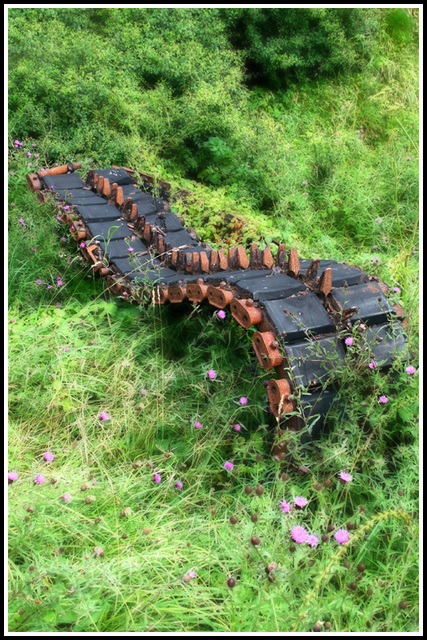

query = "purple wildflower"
[31, 247, 35, 251]
[379, 395, 388, 404]
[128, 247, 134, 253]
[405, 365, 416, 375]
[63, 347, 69, 352]
[369, 360, 378, 370]
[217, 310, 226, 319]
[28, 163, 32, 167]
[345, 337, 354, 347]
[176, 480, 183, 490]
[57, 280, 63, 286]
[339, 471, 352, 483]
[44, 452, 54, 462]
[334, 529, 350, 544]
[280, 500, 291, 513]
[291, 526, 308, 544]
[140, 389, 147, 396]
[194, 421, 201, 429]
[61, 237, 66, 242]
[294, 496, 308, 508]
[80, 242, 86, 248]
[234, 424, 241, 431]
[27, 152, 31, 157]
[239, 397, 248, 405]
[208, 369, 216, 380]
[8, 471, 19, 483]
[188, 570, 197, 579]
[299, 466, 308, 474]
[36, 279, 42, 285]
[224, 461, 234, 471]
[19, 218, 25, 226]
[99, 411, 110, 421]
[307, 534, 319, 547]
[63, 206, 70, 211]
[34, 474, 45, 485]
[61, 493, 72, 503]
[394, 287, 401, 293]
[34, 153, 39, 158]
[154, 474, 161, 483]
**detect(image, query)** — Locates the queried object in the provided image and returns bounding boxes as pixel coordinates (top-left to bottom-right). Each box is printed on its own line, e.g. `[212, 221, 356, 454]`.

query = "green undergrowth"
[8, 7, 419, 633]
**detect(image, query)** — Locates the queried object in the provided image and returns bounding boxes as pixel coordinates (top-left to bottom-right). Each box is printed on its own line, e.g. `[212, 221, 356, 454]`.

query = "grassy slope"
[8, 9, 419, 633]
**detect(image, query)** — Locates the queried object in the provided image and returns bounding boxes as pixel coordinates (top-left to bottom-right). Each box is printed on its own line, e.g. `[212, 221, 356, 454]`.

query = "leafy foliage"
[219, 8, 381, 87]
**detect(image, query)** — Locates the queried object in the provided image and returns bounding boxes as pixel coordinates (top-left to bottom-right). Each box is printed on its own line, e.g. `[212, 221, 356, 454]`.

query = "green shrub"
[219, 8, 381, 87]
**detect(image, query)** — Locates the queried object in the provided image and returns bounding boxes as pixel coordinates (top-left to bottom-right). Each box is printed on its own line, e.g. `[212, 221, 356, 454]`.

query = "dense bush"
[219, 8, 381, 87]
[8, 8, 418, 226]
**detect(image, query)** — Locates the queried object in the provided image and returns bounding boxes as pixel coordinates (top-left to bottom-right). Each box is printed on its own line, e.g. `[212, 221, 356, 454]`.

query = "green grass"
[8, 8, 419, 633]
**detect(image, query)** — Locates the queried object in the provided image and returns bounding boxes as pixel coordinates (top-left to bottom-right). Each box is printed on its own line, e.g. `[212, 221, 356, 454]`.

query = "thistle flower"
[405, 365, 416, 375]
[176, 480, 183, 490]
[339, 471, 352, 483]
[369, 360, 378, 370]
[290, 526, 308, 544]
[224, 461, 233, 471]
[280, 500, 291, 513]
[99, 411, 109, 421]
[239, 397, 248, 405]
[307, 534, 319, 547]
[61, 493, 72, 503]
[234, 424, 241, 431]
[217, 310, 226, 319]
[394, 287, 401, 293]
[294, 496, 308, 508]
[207, 369, 216, 379]
[154, 474, 161, 483]
[194, 421, 201, 428]
[8, 471, 18, 483]
[34, 474, 45, 484]
[345, 337, 354, 346]
[379, 395, 388, 404]
[334, 529, 350, 544]
[44, 452, 54, 462]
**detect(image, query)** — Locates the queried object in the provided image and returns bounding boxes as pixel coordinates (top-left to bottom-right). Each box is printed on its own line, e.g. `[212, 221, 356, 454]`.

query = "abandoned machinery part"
[27, 163, 408, 451]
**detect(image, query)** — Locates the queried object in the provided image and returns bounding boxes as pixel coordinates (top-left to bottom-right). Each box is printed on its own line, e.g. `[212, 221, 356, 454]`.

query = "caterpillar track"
[27, 163, 408, 453]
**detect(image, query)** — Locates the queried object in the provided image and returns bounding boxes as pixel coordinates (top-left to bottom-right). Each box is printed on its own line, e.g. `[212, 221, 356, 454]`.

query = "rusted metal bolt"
[246, 299, 254, 307]
[271, 341, 279, 349]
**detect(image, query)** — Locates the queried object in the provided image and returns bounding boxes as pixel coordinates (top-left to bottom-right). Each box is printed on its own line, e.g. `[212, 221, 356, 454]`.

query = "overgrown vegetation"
[8, 7, 419, 633]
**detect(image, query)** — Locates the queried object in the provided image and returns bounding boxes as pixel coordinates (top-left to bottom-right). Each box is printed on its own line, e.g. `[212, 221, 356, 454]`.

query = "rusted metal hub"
[253, 331, 283, 370]
[267, 378, 295, 417]
[207, 285, 234, 309]
[168, 283, 187, 303]
[230, 297, 263, 328]
[26, 173, 42, 192]
[186, 279, 208, 303]
[69, 220, 86, 241]
[153, 285, 169, 305]
[106, 275, 122, 294]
